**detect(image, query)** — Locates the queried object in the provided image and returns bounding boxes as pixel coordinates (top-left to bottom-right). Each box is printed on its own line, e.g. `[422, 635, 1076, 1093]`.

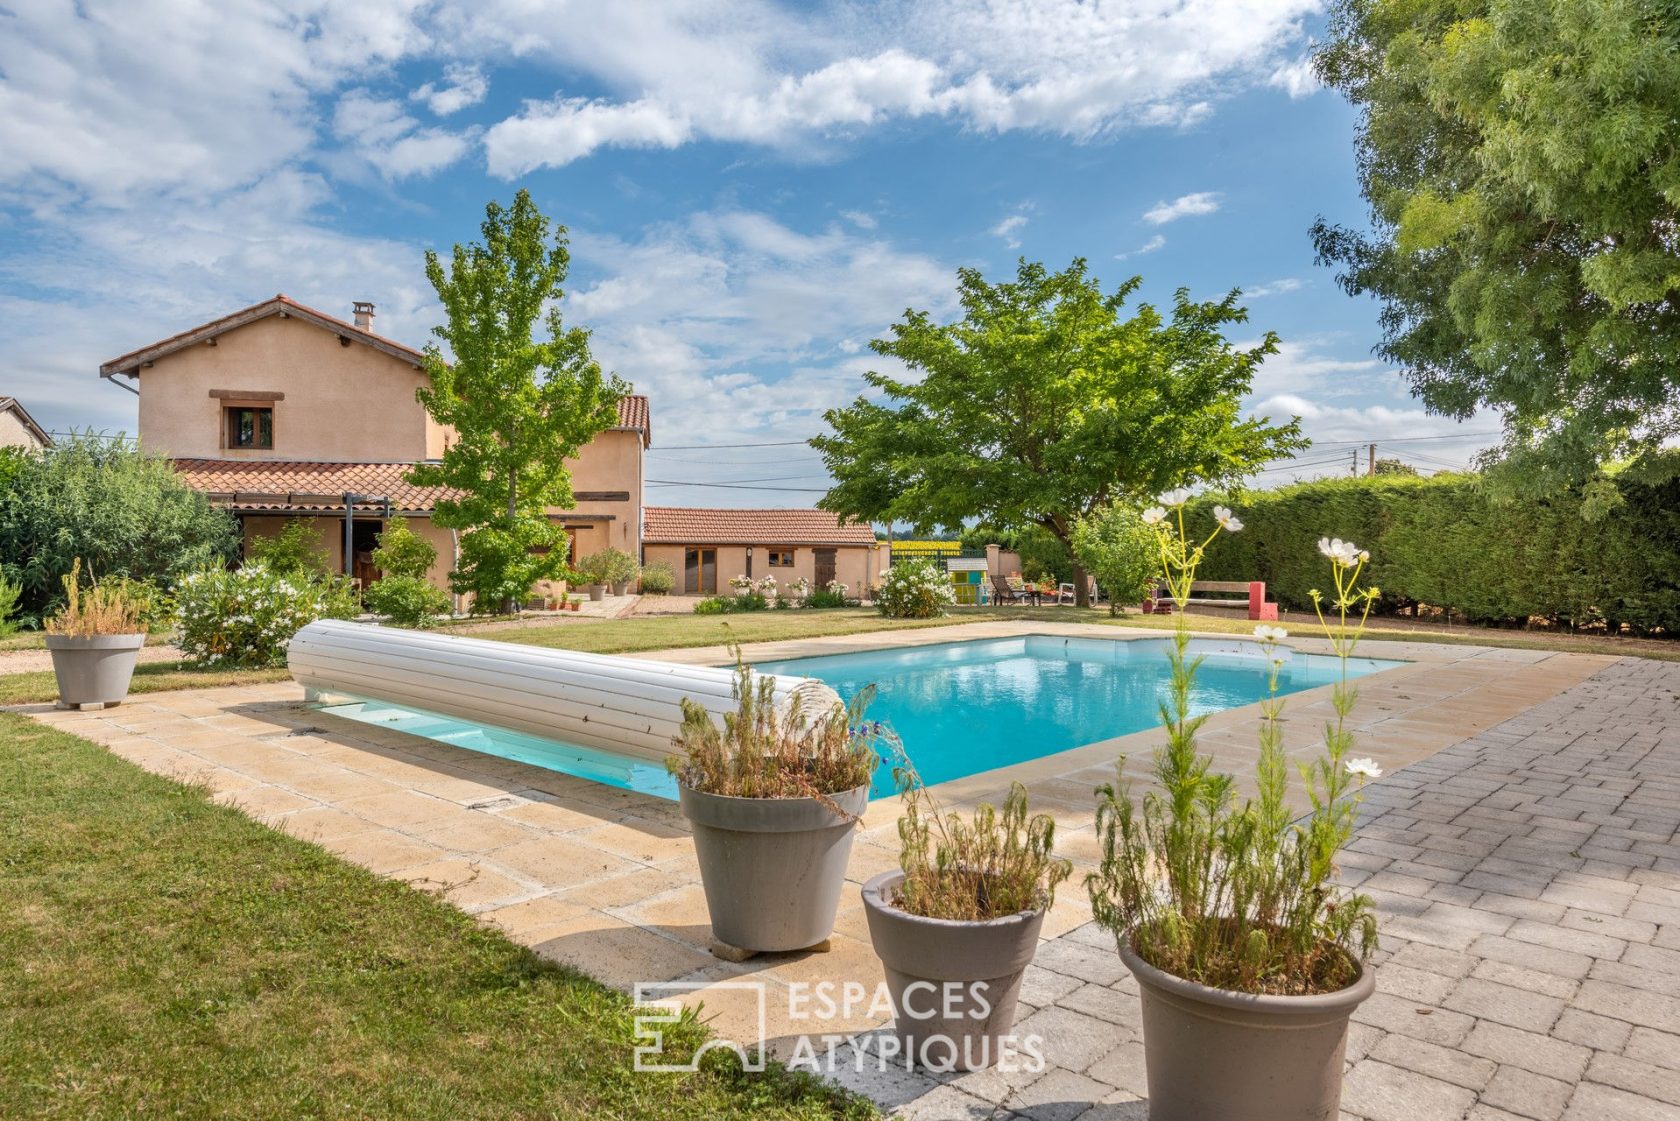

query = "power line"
[653, 439, 813, 450]
[645, 479, 831, 492]
[1306, 430, 1500, 447]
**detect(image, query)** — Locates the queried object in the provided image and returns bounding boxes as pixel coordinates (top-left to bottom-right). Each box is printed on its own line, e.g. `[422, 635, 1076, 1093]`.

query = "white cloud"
[1143, 191, 1221, 225]
[1268, 56, 1319, 99]
[840, 210, 878, 230]
[991, 213, 1028, 249]
[1116, 234, 1167, 260]
[332, 90, 472, 179]
[412, 64, 488, 115]
[1244, 278, 1303, 299]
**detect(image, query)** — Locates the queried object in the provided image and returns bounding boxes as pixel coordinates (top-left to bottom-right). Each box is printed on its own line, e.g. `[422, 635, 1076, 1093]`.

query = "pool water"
[755, 635, 1403, 796]
[316, 634, 1402, 802]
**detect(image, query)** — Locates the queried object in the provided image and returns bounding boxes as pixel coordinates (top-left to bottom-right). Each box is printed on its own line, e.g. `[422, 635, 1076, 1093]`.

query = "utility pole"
[1369, 443, 1377, 476]
[1351, 448, 1359, 476]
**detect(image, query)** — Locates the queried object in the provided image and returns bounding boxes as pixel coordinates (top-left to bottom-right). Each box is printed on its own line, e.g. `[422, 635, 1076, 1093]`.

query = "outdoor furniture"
[288, 620, 840, 764]
[1182, 580, 1279, 621]
[1056, 577, 1101, 605]
[990, 574, 1032, 605]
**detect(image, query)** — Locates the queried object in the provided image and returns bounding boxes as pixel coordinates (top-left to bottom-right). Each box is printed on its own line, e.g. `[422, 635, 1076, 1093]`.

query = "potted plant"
[598, 546, 638, 595]
[1086, 495, 1382, 1121]
[862, 769, 1071, 1072]
[575, 552, 609, 600]
[44, 559, 151, 709]
[669, 654, 884, 958]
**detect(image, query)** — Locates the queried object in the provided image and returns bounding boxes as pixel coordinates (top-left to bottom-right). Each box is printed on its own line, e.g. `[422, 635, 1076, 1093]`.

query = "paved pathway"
[16, 635, 1676, 1119]
[860, 656, 1680, 1119]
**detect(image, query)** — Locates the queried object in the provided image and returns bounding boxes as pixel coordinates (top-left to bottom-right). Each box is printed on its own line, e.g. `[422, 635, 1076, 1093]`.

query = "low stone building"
[642, 507, 882, 596]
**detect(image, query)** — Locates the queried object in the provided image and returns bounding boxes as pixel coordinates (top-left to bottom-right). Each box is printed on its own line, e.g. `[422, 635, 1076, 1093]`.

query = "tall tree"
[410, 190, 628, 613]
[812, 259, 1304, 606]
[1312, 0, 1680, 487]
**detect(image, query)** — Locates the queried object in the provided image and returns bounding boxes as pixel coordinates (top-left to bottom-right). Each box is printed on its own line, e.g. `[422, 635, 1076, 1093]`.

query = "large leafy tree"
[1312, 0, 1680, 486]
[410, 190, 628, 613]
[813, 259, 1304, 606]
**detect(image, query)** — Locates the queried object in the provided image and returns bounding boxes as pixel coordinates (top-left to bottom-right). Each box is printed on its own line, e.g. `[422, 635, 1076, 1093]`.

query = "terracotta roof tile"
[172, 459, 458, 514]
[614, 394, 651, 445]
[644, 506, 877, 546]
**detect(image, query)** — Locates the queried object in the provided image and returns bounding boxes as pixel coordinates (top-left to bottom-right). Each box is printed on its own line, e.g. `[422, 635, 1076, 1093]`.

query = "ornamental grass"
[1086, 494, 1382, 996]
[44, 559, 150, 638]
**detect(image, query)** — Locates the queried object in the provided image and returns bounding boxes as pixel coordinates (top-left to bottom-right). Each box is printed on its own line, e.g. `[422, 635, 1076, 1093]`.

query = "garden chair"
[990, 574, 1031, 605]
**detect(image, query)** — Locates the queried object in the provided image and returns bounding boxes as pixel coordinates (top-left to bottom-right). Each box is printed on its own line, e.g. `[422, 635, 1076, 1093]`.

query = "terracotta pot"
[679, 784, 867, 953]
[1119, 937, 1374, 1121]
[861, 870, 1046, 1071]
[45, 633, 145, 707]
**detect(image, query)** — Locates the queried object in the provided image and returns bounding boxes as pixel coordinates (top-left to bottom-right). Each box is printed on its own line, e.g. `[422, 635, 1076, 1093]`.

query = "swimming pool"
[755, 635, 1404, 795]
[317, 634, 1402, 801]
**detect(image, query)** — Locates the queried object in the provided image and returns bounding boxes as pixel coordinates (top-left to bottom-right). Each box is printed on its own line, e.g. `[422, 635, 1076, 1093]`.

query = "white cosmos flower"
[1158, 487, 1194, 507]
[1253, 624, 1289, 643]
[1318, 537, 1364, 568]
[1141, 506, 1167, 525]
[1344, 757, 1383, 780]
[1213, 505, 1244, 532]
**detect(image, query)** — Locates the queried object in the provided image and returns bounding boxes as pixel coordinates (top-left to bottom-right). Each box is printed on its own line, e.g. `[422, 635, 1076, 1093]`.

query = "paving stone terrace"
[17, 623, 1680, 1119]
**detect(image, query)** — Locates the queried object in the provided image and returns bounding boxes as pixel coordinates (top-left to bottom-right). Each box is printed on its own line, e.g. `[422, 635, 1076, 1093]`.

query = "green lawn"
[0, 660, 291, 706]
[0, 712, 874, 1121]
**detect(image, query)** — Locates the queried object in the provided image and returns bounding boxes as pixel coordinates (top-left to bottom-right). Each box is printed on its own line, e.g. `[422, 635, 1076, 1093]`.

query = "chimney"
[352, 301, 375, 331]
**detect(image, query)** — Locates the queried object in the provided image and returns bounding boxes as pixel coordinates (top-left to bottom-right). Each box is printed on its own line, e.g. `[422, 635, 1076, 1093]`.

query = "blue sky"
[0, 0, 1497, 506]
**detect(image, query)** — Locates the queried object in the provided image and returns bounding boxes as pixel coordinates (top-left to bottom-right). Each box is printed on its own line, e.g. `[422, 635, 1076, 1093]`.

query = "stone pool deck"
[17, 621, 1680, 1119]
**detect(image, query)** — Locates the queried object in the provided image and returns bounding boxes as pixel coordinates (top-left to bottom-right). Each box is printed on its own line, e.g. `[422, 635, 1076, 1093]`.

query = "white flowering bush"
[728, 574, 754, 594]
[876, 559, 956, 619]
[787, 576, 812, 602]
[755, 574, 779, 598]
[176, 562, 359, 667]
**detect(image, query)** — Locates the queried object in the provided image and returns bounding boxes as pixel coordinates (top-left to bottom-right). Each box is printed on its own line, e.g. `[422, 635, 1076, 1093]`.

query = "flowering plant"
[175, 562, 359, 667]
[728, 575, 755, 593]
[788, 576, 812, 600]
[754, 574, 779, 598]
[1087, 492, 1381, 995]
[826, 580, 847, 596]
[875, 559, 956, 619]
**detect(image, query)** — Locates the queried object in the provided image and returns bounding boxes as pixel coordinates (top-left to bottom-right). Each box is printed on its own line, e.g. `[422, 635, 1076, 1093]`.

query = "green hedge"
[1188, 474, 1680, 633]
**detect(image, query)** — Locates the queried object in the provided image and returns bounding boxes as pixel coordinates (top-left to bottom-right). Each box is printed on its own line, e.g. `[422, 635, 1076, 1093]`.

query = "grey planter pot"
[45, 633, 145, 707]
[612, 580, 631, 596]
[586, 583, 606, 601]
[679, 784, 867, 954]
[1119, 937, 1375, 1121]
[861, 870, 1046, 1072]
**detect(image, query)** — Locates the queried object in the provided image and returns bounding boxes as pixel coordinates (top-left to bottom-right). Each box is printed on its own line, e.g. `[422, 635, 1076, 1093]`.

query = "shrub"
[1072, 501, 1159, 615]
[1016, 524, 1075, 584]
[247, 520, 332, 578]
[640, 561, 675, 595]
[1187, 472, 1680, 633]
[668, 653, 882, 799]
[370, 519, 437, 579]
[804, 588, 848, 609]
[0, 574, 21, 638]
[176, 563, 359, 667]
[876, 559, 955, 619]
[693, 593, 767, 614]
[45, 559, 152, 637]
[0, 434, 238, 621]
[364, 576, 450, 629]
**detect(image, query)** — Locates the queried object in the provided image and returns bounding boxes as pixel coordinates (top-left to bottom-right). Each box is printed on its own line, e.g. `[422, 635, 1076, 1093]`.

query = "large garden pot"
[613, 580, 631, 596]
[1119, 937, 1375, 1121]
[586, 583, 606, 601]
[679, 784, 867, 953]
[45, 633, 145, 707]
[861, 870, 1046, 1072]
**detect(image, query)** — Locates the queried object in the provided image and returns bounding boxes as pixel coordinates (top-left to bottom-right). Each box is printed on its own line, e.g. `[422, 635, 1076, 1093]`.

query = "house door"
[352, 520, 382, 590]
[814, 548, 837, 589]
[684, 548, 717, 595]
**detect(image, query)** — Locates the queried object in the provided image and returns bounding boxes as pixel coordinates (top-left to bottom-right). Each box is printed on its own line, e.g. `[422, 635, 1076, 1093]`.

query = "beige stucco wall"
[642, 542, 882, 596]
[561, 428, 643, 559]
[0, 410, 46, 450]
[240, 514, 459, 600]
[136, 315, 440, 461]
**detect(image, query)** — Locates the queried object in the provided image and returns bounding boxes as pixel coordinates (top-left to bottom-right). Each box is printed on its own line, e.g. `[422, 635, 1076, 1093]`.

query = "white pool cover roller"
[287, 619, 842, 764]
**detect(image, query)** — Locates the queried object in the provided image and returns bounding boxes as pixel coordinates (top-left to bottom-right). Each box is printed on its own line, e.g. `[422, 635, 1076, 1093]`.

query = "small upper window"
[768, 549, 795, 567]
[226, 407, 273, 449]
